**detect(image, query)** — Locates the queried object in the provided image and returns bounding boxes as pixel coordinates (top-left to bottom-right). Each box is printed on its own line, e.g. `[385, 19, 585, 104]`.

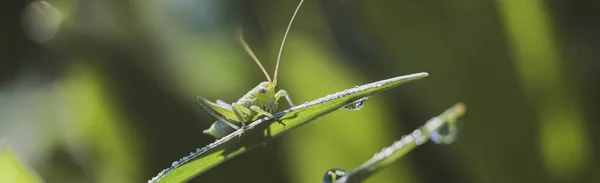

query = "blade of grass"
[0, 148, 43, 183]
[335, 103, 466, 183]
[149, 72, 429, 183]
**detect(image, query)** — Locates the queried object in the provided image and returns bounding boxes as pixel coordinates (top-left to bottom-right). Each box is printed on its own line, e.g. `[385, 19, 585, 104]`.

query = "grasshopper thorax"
[237, 81, 276, 106]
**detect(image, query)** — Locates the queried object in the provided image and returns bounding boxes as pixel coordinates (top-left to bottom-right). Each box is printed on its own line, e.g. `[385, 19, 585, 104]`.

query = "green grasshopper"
[197, 0, 304, 139]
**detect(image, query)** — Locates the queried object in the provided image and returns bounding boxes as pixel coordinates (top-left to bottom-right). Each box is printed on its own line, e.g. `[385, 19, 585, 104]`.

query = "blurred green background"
[1, 0, 599, 182]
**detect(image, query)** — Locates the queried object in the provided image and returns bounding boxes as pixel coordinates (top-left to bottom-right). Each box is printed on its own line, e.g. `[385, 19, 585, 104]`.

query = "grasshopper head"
[255, 81, 277, 108]
[257, 81, 276, 98]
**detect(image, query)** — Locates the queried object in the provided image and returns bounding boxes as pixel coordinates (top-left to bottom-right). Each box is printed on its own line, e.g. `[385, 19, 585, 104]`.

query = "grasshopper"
[197, 0, 304, 138]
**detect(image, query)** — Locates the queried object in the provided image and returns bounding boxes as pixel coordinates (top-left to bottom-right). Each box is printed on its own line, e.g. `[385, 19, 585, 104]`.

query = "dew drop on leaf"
[430, 121, 459, 144]
[412, 129, 427, 145]
[340, 97, 369, 110]
[322, 168, 348, 183]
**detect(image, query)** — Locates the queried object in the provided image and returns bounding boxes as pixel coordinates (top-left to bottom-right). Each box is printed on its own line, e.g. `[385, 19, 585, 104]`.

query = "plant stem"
[336, 103, 466, 183]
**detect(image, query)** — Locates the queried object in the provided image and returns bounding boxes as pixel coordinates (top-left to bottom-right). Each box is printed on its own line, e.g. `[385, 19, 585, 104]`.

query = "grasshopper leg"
[231, 105, 247, 137]
[275, 90, 295, 107]
[250, 106, 285, 126]
[232, 103, 258, 137]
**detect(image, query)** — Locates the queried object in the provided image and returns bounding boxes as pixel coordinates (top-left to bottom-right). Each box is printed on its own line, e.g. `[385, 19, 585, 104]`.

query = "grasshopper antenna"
[273, 0, 304, 86]
[236, 28, 272, 84]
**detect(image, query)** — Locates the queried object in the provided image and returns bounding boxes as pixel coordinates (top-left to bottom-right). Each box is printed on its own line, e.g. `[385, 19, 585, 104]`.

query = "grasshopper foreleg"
[249, 106, 285, 126]
[275, 90, 295, 107]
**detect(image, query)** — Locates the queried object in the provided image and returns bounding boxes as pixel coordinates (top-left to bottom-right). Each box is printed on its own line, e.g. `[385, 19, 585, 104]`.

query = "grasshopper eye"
[259, 89, 267, 94]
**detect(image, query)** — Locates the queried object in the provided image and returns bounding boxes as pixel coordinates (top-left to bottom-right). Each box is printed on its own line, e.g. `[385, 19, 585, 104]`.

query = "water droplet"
[412, 129, 427, 145]
[322, 168, 348, 183]
[340, 97, 369, 110]
[171, 161, 179, 166]
[412, 129, 422, 137]
[430, 122, 459, 145]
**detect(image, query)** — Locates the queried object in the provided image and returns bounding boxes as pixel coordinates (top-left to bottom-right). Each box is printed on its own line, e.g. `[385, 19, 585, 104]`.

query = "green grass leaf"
[149, 72, 429, 183]
[334, 103, 466, 183]
[0, 149, 43, 183]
